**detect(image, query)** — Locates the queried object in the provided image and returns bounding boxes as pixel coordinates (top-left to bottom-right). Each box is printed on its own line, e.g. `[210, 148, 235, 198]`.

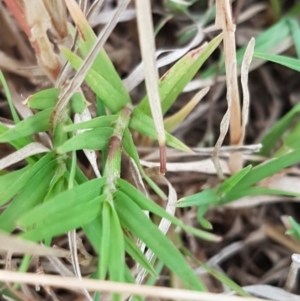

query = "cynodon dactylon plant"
[0, 0, 225, 298]
[1, 0, 300, 300]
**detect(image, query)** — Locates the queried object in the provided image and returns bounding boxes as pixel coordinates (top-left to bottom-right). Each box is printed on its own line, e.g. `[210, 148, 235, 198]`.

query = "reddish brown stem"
[159, 145, 167, 175]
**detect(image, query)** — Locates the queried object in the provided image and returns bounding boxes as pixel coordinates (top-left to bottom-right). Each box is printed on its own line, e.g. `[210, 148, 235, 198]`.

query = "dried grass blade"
[0, 233, 68, 257]
[0, 143, 50, 170]
[164, 87, 210, 132]
[140, 159, 230, 175]
[135, 0, 166, 174]
[241, 38, 255, 133]
[212, 63, 233, 179]
[68, 230, 93, 301]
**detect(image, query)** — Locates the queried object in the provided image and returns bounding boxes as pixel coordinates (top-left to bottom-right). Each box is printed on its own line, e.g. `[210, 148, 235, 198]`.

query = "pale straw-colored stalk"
[0, 270, 266, 301]
[135, 0, 166, 174]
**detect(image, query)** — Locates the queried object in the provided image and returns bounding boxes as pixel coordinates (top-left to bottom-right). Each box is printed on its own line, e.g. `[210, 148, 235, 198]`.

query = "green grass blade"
[0, 159, 57, 233]
[0, 108, 52, 142]
[65, 157, 89, 185]
[99, 202, 110, 279]
[216, 165, 252, 196]
[197, 205, 212, 230]
[20, 195, 105, 242]
[260, 102, 300, 155]
[124, 235, 157, 277]
[233, 149, 300, 189]
[64, 115, 118, 132]
[57, 127, 114, 153]
[117, 179, 220, 242]
[27, 88, 59, 110]
[287, 217, 300, 241]
[0, 70, 20, 123]
[0, 152, 55, 206]
[287, 18, 300, 58]
[131, 109, 191, 152]
[67, 7, 129, 100]
[28, 88, 86, 114]
[62, 48, 130, 113]
[137, 33, 223, 116]
[253, 52, 300, 72]
[221, 186, 300, 204]
[114, 190, 206, 291]
[122, 128, 166, 199]
[176, 189, 218, 208]
[19, 179, 107, 241]
[282, 121, 300, 151]
[0, 167, 30, 204]
[71, 92, 87, 114]
[108, 204, 125, 283]
[182, 247, 249, 297]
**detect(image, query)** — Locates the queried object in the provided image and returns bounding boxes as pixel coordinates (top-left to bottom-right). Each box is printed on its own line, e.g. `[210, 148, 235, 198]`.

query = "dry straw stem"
[0, 270, 267, 301]
[52, 0, 130, 126]
[215, 0, 241, 146]
[214, 0, 241, 175]
[135, 0, 166, 174]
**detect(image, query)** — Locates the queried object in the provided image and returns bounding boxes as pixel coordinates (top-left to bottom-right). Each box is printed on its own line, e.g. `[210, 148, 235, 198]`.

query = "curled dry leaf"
[229, 38, 255, 174]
